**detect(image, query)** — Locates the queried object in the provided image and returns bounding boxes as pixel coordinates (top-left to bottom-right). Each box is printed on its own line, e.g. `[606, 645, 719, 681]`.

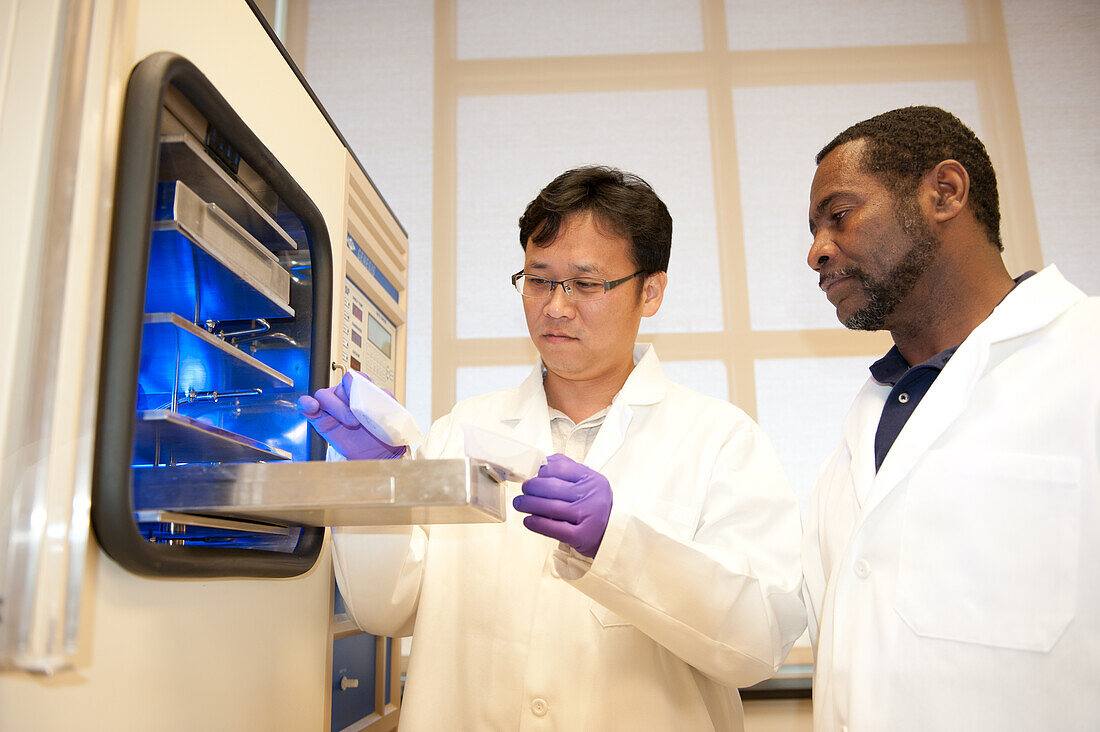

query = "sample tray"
[139, 313, 294, 398]
[148, 180, 293, 322]
[131, 458, 507, 526]
[134, 409, 291, 466]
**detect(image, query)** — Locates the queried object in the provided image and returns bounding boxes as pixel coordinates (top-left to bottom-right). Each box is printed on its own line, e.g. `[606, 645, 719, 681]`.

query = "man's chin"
[841, 305, 887, 331]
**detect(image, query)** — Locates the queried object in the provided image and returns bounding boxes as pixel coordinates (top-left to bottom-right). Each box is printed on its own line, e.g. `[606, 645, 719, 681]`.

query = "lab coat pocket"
[895, 450, 1080, 652]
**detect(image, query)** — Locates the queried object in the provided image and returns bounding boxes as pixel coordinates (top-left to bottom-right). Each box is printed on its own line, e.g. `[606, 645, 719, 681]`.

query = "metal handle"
[339, 676, 359, 691]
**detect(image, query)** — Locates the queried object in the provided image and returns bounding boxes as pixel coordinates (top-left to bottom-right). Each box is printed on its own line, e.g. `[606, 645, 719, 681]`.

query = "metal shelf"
[147, 180, 293, 322]
[134, 409, 291, 465]
[158, 132, 298, 251]
[131, 458, 506, 527]
[139, 313, 294, 398]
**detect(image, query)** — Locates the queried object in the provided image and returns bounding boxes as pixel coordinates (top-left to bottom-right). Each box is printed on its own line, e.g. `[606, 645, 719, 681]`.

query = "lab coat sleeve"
[801, 451, 833, 655]
[329, 414, 457, 638]
[554, 422, 807, 688]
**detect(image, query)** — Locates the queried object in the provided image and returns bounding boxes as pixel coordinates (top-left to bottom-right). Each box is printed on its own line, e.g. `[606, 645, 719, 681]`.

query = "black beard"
[843, 201, 939, 331]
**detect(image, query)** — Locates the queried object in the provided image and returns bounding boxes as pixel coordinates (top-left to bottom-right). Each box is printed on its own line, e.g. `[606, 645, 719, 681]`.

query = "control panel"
[341, 275, 397, 393]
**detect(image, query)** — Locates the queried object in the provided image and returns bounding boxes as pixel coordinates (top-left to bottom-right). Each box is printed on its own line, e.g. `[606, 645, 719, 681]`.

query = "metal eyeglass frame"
[511, 270, 644, 300]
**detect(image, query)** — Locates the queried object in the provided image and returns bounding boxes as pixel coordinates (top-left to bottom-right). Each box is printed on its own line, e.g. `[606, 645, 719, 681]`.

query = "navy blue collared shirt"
[870, 270, 1036, 472]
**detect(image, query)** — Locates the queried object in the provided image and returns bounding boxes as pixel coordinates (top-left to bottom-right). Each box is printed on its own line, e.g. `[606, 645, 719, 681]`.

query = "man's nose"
[807, 231, 837, 271]
[544, 283, 574, 317]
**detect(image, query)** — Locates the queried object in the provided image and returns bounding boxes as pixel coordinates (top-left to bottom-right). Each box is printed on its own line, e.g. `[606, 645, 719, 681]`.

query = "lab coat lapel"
[864, 338, 987, 514]
[502, 360, 555, 455]
[841, 380, 890, 507]
[861, 265, 1085, 516]
[583, 344, 666, 472]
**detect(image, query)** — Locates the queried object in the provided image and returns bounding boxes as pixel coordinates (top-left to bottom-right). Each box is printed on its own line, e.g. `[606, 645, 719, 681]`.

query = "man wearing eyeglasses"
[305, 166, 805, 730]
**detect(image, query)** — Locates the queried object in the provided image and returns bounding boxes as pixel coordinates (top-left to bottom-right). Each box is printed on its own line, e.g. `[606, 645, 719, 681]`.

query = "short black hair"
[518, 166, 672, 274]
[817, 106, 1003, 251]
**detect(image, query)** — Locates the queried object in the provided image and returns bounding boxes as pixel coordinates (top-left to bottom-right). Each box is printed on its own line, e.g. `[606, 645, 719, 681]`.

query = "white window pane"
[305, 0, 435, 429]
[725, 0, 968, 50]
[456, 365, 535, 404]
[732, 82, 983, 331]
[456, 0, 703, 59]
[1003, 0, 1100, 296]
[456, 90, 724, 340]
[754, 356, 872, 519]
[658, 359, 729, 403]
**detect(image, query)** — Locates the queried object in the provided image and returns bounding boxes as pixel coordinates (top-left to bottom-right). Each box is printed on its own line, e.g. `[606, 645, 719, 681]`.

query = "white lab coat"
[334, 345, 806, 731]
[803, 265, 1100, 731]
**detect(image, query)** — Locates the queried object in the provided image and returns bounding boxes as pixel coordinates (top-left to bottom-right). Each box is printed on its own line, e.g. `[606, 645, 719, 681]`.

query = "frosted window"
[732, 81, 982, 331]
[305, 0, 435, 429]
[658, 359, 729, 403]
[456, 0, 703, 59]
[1003, 0, 1100, 295]
[455, 365, 536, 404]
[456, 90, 723, 340]
[754, 356, 872, 518]
[725, 0, 968, 50]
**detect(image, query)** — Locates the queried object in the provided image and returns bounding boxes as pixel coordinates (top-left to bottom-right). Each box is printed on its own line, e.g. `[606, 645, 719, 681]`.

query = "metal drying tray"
[131, 458, 507, 527]
[148, 180, 293, 322]
[158, 132, 298, 251]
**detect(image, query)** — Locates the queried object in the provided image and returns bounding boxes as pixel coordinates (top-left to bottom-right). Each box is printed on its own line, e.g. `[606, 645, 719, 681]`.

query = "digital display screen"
[367, 313, 391, 358]
[351, 330, 362, 347]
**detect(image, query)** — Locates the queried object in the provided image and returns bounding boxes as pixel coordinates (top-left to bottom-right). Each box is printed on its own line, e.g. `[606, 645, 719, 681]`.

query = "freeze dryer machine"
[0, 2, 501, 730]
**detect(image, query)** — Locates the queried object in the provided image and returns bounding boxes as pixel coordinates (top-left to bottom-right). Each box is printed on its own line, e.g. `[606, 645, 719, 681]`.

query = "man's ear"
[641, 271, 667, 317]
[925, 159, 969, 223]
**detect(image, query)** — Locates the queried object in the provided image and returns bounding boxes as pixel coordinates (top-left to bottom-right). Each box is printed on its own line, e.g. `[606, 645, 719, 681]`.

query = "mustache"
[819, 267, 866, 290]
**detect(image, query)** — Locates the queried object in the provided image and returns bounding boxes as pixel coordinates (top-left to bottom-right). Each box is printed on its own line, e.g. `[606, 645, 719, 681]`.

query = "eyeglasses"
[511, 270, 644, 301]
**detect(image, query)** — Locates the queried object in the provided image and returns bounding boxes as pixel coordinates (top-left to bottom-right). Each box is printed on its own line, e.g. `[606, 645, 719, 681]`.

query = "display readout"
[367, 313, 391, 358]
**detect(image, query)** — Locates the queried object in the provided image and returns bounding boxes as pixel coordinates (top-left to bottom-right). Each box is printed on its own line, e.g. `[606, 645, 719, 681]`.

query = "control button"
[531, 698, 548, 717]
[853, 559, 871, 579]
[898, 392, 910, 404]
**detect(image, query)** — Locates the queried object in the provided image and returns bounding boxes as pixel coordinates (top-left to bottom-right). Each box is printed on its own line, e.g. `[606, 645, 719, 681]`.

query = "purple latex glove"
[296, 371, 407, 460]
[513, 453, 613, 558]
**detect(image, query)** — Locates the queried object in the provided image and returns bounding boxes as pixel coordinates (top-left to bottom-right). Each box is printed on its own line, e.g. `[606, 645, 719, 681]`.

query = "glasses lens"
[517, 275, 551, 298]
[566, 278, 607, 301]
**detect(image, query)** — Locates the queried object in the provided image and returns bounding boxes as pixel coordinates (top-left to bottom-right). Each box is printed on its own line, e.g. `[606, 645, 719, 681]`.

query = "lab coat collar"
[853, 264, 1085, 515]
[498, 343, 668, 469]
[971, 264, 1085, 344]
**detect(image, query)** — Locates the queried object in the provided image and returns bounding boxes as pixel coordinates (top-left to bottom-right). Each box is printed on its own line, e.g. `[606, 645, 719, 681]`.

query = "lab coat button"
[531, 698, 548, 717]
[898, 392, 910, 403]
[853, 559, 871, 578]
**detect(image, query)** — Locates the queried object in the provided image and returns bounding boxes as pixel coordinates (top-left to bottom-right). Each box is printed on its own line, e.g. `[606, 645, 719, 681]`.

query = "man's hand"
[296, 372, 407, 460]
[513, 453, 612, 558]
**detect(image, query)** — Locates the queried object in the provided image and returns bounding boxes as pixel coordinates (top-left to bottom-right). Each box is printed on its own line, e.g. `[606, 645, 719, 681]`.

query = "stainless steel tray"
[131, 458, 507, 526]
[139, 313, 294, 398]
[157, 132, 298, 251]
[147, 180, 293, 322]
[134, 409, 291, 465]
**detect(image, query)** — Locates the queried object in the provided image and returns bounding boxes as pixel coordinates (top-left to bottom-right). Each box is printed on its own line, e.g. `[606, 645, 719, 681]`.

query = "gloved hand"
[513, 453, 613, 558]
[296, 371, 407, 460]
